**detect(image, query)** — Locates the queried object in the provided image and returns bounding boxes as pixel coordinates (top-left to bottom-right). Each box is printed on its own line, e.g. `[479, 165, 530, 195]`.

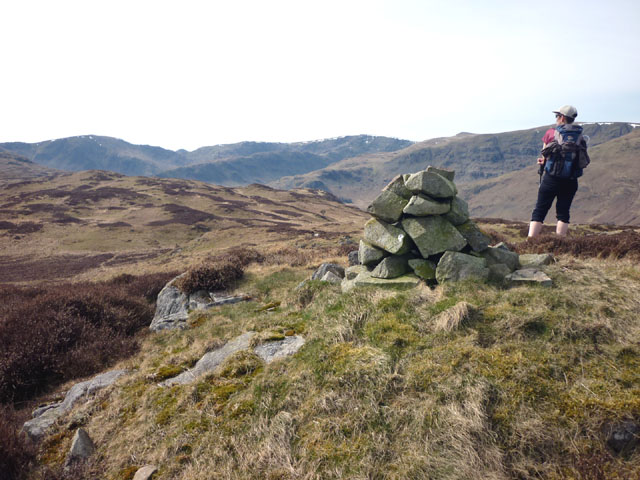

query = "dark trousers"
[531, 173, 578, 223]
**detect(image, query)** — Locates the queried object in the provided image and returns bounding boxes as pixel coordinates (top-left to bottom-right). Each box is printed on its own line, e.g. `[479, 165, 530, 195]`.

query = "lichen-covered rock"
[443, 196, 470, 226]
[320, 271, 343, 284]
[161, 332, 256, 386]
[519, 253, 554, 268]
[371, 255, 410, 279]
[436, 251, 489, 283]
[405, 171, 457, 199]
[345, 265, 368, 280]
[65, 428, 95, 466]
[254, 336, 305, 364]
[358, 240, 387, 266]
[367, 189, 409, 223]
[401, 216, 467, 257]
[488, 263, 511, 284]
[383, 174, 413, 199]
[402, 194, 450, 216]
[363, 218, 411, 255]
[23, 370, 128, 440]
[408, 258, 436, 280]
[480, 245, 520, 272]
[312, 263, 345, 281]
[506, 268, 552, 287]
[426, 165, 455, 181]
[354, 271, 421, 289]
[348, 250, 359, 266]
[456, 221, 491, 252]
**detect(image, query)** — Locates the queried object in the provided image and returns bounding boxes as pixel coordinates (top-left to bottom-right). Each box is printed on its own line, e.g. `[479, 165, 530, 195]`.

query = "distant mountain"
[0, 135, 412, 181]
[272, 123, 637, 208]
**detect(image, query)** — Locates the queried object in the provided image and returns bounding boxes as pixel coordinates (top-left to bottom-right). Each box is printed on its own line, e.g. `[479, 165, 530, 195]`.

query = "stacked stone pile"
[342, 166, 550, 291]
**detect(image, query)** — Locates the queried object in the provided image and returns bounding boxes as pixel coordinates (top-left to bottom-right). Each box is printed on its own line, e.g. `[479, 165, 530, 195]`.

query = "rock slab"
[133, 465, 158, 480]
[506, 268, 552, 287]
[363, 218, 411, 255]
[24, 370, 127, 440]
[436, 251, 489, 283]
[254, 336, 305, 364]
[401, 216, 467, 257]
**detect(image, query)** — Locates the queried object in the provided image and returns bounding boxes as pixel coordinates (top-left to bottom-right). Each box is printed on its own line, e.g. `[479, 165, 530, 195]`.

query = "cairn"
[343, 166, 525, 290]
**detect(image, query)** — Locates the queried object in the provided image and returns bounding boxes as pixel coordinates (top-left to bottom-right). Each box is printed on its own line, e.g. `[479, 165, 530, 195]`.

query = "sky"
[1, 0, 639, 151]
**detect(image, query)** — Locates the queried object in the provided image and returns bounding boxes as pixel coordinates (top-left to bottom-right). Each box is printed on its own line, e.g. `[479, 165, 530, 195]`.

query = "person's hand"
[537, 157, 545, 165]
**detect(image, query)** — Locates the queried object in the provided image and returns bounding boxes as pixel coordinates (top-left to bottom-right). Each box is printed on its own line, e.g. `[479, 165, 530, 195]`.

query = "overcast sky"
[2, 0, 639, 151]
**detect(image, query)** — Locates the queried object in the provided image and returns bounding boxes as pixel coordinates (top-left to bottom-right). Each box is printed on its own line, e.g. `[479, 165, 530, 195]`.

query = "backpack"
[542, 124, 590, 179]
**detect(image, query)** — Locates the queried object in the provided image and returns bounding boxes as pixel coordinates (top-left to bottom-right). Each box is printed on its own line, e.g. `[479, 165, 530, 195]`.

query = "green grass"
[36, 258, 640, 480]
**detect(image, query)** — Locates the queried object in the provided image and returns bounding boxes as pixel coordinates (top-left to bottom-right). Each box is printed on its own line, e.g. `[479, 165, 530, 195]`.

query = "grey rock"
[65, 428, 95, 466]
[311, 263, 345, 281]
[345, 265, 368, 280]
[371, 255, 410, 279]
[426, 166, 455, 181]
[488, 263, 512, 284]
[443, 197, 470, 226]
[254, 336, 305, 364]
[32, 402, 62, 418]
[363, 218, 411, 255]
[480, 246, 520, 272]
[405, 170, 457, 199]
[358, 240, 387, 266]
[24, 370, 127, 440]
[436, 251, 489, 284]
[383, 174, 413, 199]
[353, 271, 421, 289]
[456, 221, 491, 252]
[150, 275, 251, 331]
[402, 194, 450, 216]
[161, 332, 256, 386]
[347, 250, 359, 266]
[506, 268, 552, 287]
[341, 277, 357, 293]
[133, 465, 158, 480]
[408, 258, 437, 281]
[605, 420, 639, 455]
[320, 271, 343, 284]
[401, 216, 467, 257]
[367, 189, 409, 223]
[519, 253, 554, 268]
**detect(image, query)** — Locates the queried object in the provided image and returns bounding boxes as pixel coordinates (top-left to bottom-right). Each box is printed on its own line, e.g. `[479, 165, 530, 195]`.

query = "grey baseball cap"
[553, 105, 578, 119]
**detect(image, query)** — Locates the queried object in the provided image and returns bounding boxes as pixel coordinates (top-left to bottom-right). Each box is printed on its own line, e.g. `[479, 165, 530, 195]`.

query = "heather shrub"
[224, 246, 265, 267]
[515, 231, 640, 260]
[0, 405, 36, 480]
[175, 256, 244, 294]
[0, 273, 176, 404]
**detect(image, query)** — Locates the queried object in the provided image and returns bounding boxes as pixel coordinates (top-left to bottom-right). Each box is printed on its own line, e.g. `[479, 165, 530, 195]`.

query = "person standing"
[528, 105, 587, 237]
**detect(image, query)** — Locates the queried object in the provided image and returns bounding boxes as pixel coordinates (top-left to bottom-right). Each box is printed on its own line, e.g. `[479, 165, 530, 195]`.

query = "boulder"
[133, 466, 158, 480]
[161, 332, 256, 386]
[65, 428, 95, 466]
[436, 251, 489, 283]
[408, 258, 436, 281]
[367, 190, 409, 223]
[479, 245, 520, 272]
[347, 250, 359, 266]
[320, 271, 343, 284]
[353, 271, 421, 289]
[371, 255, 410, 279]
[426, 165, 455, 181]
[443, 197, 470, 226]
[150, 276, 250, 331]
[402, 194, 450, 216]
[358, 240, 387, 266]
[405, 171, 457, 199]
[505, 268, 552, 287]
[345, 265, 368, 280]
[312, 263, 345, 281]
[254, 336, 305, 364]
[401, 216, 467, 257]
[363, 218, 411, 255]
[488, 263, 511, 284]
[383, 174, 413, 199]
[456, 221, 491, 252]
[24, 370, 128, 440]
[519, 253, 554, 268]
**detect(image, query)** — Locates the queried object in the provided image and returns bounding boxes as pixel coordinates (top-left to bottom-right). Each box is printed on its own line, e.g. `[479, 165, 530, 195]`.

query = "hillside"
[0, 151, 62, 185]
[0, 171, 367, 284]
[459, 128, 640, 225]
[272, 123, 637, 210]
[0, 135, 412, 183]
